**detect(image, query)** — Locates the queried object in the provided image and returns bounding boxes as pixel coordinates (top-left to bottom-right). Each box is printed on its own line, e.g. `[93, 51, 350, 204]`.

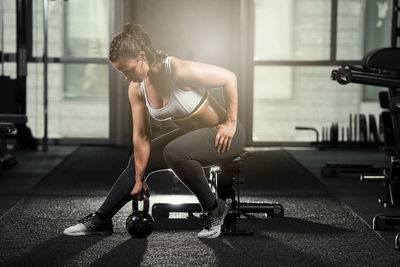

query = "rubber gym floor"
[0, 145, 399, 266]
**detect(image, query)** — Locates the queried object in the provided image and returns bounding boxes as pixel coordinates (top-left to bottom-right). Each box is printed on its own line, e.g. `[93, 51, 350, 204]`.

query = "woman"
[63, 24, 245, 239]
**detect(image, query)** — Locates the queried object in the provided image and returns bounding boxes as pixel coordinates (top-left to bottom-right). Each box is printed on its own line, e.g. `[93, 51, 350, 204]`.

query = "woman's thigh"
[165, 121, 246, 166]
[144, 127, 186, 173]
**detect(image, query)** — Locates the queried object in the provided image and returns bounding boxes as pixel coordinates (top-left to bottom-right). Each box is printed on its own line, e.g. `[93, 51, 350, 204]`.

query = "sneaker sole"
[63, 229, 113, 236]
[198, 226, 221, 238]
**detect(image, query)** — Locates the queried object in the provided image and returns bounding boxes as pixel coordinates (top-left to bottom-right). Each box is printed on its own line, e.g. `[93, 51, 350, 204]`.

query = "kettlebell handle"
[132, 193, 150, 215]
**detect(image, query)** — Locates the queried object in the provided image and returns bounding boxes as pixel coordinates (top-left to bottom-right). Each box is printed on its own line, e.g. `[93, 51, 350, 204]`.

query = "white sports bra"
[140, 56, 207, 121]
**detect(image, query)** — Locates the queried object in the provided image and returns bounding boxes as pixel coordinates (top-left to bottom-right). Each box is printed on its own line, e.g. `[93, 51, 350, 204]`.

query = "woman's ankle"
[204, 198, 218, 213]
[95, 210, 110, 221]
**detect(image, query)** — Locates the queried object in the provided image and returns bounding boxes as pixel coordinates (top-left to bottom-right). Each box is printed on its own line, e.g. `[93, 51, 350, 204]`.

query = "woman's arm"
[171, 58, 238, 125]
[128, 82, 152, 199]
[171, 58, 238, 153]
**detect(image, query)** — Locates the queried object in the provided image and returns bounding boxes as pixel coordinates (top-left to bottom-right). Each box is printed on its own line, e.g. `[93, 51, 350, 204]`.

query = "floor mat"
[0, 147, 399, 266]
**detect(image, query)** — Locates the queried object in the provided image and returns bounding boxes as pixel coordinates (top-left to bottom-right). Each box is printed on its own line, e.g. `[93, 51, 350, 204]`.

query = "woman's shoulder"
[128, 81, 144, 103]
[169, 56, 184, 68]
[169, 56, 206, 74]
[168, 56, 192, 79]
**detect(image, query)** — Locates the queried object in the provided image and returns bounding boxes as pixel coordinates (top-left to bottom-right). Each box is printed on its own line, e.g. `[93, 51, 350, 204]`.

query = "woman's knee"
[163, 141, 189, 167]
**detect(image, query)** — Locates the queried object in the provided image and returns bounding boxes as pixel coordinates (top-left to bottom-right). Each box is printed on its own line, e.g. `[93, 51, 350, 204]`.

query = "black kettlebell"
[126, 195, 154, 238]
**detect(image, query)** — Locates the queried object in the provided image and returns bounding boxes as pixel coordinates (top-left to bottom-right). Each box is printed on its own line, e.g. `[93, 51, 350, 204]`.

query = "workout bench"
[151, 150, 284, 235]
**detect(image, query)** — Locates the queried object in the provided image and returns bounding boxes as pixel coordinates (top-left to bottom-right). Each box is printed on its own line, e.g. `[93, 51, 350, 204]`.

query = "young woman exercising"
[63, 23, 245, 238]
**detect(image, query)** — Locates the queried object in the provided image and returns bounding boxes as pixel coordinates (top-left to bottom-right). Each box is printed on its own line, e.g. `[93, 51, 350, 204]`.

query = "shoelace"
[77, 213, 96, 230]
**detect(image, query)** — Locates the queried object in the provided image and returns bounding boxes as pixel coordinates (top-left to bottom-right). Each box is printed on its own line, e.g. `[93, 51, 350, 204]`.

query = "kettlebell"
[126, 194, 154, 238]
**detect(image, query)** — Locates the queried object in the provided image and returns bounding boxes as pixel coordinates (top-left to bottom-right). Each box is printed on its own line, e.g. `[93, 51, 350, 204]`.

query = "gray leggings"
[98, 121, 245, 217]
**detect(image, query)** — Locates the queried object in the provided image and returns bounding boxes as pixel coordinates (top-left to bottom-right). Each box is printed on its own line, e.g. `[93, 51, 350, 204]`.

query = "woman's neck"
[146, 61, 167, 91]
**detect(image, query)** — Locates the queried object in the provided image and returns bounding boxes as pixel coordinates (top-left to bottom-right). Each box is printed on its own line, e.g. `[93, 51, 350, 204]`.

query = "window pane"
[32, 0, 64, 57]
[32, 0, 109, 58]
[32, 0, 43, 58]
[65, 0, 109, 58]
[252, 66, 382, 142]
[26, 63, 109, 139]
[3, 0, 16, 53]
[254, 0, 331, 61]
[363, 85, 385, 101]
[254, 66, 292, 100]
[336, 0, 364, 60]
[2, 63, 16, 78]
[64, 64, 109, 98]
[337, 0, 391, 60]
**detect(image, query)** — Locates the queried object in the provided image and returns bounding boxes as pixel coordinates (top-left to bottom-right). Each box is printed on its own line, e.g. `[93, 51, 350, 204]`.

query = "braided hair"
[109, 23, 166, 65]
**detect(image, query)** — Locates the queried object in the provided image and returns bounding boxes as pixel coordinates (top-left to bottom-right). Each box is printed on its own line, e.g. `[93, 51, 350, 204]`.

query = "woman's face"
[112, 55, 148, 83]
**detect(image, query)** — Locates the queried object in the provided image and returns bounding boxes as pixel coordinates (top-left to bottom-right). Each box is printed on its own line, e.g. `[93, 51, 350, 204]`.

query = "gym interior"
[1, 0, 400, 266]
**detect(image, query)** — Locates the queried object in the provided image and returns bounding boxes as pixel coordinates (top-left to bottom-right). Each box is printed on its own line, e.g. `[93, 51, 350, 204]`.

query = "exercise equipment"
[330, 123, 339, 144]
[359, 114, 367, 143]
[126, 195, 154, 238]
[0, 122, 17, 178]
[371, 214, 400, 231]
[0, 114, 28, 178]
[295, 126, 319, 143]
[369, 114, 379, 144]
[322, 162, 382, 178]
[0, 0, 37, 151]
[151, 151, 284, 235]
[296, 113, 383, 148]
[332, 47, 400, 249]
[361, 156, 400, 209]
[296, 113, 387, 179]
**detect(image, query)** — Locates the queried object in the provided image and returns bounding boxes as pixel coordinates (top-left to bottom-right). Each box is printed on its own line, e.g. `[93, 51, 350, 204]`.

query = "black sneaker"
[198, 198, 230, 238]
[63, 213, 113, 236]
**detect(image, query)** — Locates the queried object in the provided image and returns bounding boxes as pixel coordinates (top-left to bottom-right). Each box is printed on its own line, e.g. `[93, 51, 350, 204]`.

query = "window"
[1, 0, 112, 139]
[252, 0, 392, 142]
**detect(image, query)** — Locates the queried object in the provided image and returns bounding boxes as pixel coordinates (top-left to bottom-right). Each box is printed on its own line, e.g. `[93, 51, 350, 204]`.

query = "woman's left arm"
[171, 58, 238, 153]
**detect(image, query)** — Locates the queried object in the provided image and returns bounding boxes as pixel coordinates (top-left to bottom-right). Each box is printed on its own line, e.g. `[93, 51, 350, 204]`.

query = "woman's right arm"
[128, 82, 152, 195]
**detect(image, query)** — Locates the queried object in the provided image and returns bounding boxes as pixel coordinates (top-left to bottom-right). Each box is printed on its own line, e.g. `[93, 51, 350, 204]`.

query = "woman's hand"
[130, 180, 150, 200]
[214, 121, 237, 153]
